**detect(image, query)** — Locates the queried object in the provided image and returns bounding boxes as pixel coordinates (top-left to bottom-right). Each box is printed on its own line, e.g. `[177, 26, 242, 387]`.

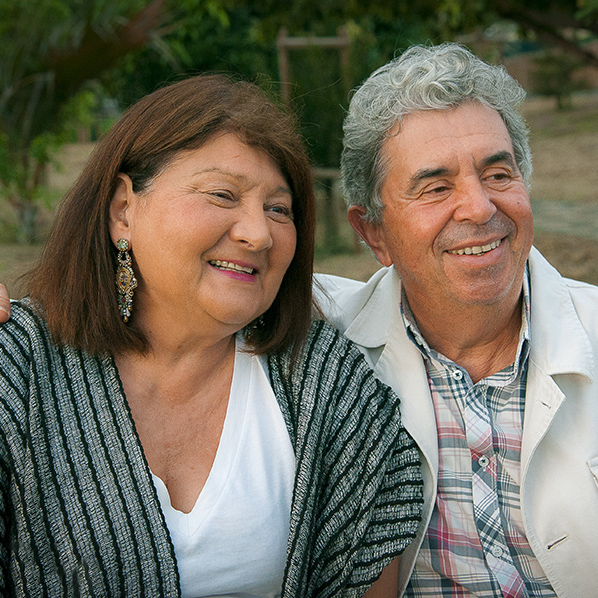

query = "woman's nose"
[230, 205, 273, 251]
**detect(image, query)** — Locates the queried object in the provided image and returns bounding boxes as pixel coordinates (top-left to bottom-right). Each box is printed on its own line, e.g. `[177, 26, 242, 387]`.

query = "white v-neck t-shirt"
[151, 342, 295, 598]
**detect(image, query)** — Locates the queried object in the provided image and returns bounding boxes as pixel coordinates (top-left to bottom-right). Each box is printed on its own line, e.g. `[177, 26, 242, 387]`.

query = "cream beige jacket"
[317, 247, 598, 597]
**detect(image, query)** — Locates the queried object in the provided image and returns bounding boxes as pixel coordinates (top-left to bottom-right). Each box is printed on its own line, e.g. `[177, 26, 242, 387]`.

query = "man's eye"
[424, 185, 450, 196]
[485, 172, 512, 185]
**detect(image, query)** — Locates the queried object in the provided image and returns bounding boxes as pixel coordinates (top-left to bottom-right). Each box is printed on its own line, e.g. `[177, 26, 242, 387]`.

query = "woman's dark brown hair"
[26, 74, 316, 358]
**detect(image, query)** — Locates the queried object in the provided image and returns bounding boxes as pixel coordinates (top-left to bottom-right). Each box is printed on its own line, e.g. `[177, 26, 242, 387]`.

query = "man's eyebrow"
[406, 167, 450, 194]
[482, 151, 517, 169]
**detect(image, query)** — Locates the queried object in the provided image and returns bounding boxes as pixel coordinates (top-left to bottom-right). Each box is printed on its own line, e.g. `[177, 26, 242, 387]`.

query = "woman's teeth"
[211, 260, 255, 274]
[447, 239, 501, 256]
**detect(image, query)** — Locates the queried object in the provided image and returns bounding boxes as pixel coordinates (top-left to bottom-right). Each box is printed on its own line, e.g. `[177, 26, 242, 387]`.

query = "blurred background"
[2, 0, 598, 295]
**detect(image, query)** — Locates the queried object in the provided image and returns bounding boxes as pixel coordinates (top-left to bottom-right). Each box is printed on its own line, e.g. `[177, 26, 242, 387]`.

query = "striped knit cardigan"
[0, 302, 423, 597]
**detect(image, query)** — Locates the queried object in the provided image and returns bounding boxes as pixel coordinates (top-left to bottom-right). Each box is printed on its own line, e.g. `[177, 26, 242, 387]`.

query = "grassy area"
[0, 245, 42, 297]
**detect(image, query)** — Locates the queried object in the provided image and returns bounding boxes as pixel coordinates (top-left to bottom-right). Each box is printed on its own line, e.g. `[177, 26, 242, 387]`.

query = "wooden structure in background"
[276, 27, 350, 107]
[276, 27, 358, 252]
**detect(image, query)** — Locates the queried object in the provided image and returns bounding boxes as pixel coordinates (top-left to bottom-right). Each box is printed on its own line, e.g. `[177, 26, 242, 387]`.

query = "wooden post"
[277, 28, 291, 108]
[276, 27, 351, 107]
[276, 28, 357, 252]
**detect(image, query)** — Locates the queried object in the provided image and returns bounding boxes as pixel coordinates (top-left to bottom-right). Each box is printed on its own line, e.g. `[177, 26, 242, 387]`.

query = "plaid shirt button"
[491, 546, 504, 558]
[451, 369, 463, 380]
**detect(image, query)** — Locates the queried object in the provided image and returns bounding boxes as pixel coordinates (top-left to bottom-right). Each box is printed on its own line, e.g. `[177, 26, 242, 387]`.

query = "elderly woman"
[0, 75, 422, 597]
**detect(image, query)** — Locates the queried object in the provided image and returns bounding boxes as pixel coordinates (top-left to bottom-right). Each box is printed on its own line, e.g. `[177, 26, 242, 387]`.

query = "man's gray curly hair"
[341, 42, 532, 223]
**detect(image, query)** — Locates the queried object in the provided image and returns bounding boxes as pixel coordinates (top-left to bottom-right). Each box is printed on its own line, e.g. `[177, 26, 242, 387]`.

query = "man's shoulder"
[529, 247, 598, 315]
[314, 267, 394, 332]
[528, 248, 598, 364]
[561, 276, 598, 329]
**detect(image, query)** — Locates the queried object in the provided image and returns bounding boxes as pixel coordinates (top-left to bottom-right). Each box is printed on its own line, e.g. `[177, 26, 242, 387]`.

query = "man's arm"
[0, 285, 9, 323]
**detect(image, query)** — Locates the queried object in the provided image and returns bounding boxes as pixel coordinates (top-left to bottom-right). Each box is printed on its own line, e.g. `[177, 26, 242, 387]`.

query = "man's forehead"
[382, 103, 515, 173]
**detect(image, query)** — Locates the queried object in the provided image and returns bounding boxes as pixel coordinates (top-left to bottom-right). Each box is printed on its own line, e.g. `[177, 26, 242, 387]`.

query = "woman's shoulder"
[269, 318, 371, 378]
[0, 300, 64, 385]
[291, 318, 356, 355]
[0, 299, 50, 347]
[269, 318, 390, 413]
[296, 318, 369, 374]
[0, 301, 47, 423]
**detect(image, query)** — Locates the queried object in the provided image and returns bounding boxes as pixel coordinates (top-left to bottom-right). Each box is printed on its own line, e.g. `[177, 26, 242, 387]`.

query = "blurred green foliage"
[532, 50, 589, 110]
[2, 0, 598, 245]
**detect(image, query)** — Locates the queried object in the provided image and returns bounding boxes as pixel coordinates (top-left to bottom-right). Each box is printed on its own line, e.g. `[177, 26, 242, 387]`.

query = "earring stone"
[115, 238, 137, 323]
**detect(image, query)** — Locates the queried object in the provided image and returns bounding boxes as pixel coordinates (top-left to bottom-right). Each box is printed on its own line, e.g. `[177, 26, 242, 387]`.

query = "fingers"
[0, 284, 10, 323]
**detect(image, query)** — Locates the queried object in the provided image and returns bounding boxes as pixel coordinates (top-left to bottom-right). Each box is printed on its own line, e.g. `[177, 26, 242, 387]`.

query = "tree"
[490, 0, 598, 69]
[531, 49, 588, 109]
[7, 0, 596, 243]
[0, 0, 170, 242]
[238, 0, 598, 68]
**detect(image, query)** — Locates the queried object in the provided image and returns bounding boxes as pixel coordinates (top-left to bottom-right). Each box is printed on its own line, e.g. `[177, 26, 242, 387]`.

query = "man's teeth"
[448, 239, 501, 256]
[211, 260, 254, 274]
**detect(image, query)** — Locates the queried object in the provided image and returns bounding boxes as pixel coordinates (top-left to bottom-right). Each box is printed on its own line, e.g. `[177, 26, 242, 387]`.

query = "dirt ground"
[2, 91, 598, 295]
[524, 93, 598, 204]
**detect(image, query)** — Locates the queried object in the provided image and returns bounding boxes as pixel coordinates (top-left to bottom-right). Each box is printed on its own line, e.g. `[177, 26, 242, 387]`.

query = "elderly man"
[1, 43, 597, 597]
[318, 43, 598, 596]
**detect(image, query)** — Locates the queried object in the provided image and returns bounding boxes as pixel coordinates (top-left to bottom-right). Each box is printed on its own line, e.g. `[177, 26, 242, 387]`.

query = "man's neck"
[408, 295, 524, 384]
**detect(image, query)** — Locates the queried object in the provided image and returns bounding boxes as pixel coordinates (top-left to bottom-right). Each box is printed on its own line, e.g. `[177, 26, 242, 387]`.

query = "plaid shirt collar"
[400, 266, 531, 381]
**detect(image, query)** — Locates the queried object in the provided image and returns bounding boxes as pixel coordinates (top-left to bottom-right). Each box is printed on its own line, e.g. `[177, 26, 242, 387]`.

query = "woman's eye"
[209, 190, 235, 201]
[267, 204, 294, 220]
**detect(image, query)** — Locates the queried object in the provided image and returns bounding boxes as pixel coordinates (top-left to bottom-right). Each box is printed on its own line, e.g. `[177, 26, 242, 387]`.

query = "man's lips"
[446, 238, 501, 256]
[209, 260, 257, 274]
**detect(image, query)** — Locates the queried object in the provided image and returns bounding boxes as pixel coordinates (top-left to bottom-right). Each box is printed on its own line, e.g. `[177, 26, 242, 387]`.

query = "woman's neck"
[117, 332, 237, 407]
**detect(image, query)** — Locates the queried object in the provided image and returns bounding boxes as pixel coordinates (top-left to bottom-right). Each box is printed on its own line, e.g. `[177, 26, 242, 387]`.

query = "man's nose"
[452, 178, 497, 224]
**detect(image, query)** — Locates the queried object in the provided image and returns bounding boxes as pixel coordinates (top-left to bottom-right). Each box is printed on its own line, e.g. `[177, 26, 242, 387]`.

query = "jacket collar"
[342, 266, 400, 349]
[342, 248, 593, 379]
[527, 246, 594, 381]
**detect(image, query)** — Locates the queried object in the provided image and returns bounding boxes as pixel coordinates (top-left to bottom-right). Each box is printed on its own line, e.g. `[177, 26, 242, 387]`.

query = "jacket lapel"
[342, 268, 439, 477]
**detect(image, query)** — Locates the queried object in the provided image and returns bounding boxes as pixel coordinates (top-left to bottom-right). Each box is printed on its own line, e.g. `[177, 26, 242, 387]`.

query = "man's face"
[351, 102, 533, 315]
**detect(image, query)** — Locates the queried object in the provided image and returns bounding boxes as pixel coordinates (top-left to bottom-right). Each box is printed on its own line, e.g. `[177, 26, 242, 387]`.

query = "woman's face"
[109, 133, 297, 340]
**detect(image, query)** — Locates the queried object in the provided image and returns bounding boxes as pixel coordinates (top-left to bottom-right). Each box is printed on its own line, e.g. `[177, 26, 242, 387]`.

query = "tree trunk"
[16, 201, 38, 244]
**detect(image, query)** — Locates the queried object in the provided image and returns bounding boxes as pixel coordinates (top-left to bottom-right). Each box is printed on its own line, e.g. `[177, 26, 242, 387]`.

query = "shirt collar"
[401, 266, 531, 379]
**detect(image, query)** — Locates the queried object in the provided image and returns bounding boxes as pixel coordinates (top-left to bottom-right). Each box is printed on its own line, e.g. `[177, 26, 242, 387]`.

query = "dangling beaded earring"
[245, 315, 265, 342]
[115, 238, 137, 323]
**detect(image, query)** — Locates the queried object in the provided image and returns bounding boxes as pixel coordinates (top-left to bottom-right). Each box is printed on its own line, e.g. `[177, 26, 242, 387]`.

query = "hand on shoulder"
[0, 284, 10, 323]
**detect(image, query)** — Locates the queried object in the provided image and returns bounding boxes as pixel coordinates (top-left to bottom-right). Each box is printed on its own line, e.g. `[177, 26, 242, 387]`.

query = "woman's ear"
[109, 173, 135, 245]
[347, 205, 393, 267]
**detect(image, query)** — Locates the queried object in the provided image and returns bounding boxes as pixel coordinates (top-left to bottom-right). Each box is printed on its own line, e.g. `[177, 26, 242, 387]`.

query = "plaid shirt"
[403, 272, 556, 598]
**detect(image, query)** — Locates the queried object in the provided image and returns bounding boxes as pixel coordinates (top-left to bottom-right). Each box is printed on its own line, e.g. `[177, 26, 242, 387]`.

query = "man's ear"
[109, 173, 134, 245]
[347, 205, 393, 267]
